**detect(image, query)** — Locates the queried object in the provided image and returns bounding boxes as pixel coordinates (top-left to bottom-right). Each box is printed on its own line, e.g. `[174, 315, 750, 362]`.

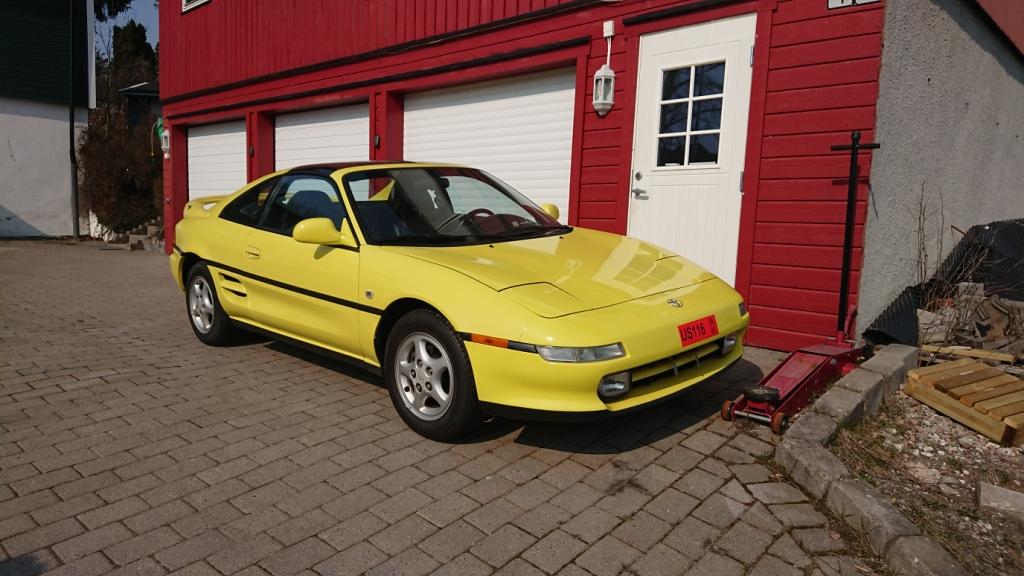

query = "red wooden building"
[159, 0, 1024, 351]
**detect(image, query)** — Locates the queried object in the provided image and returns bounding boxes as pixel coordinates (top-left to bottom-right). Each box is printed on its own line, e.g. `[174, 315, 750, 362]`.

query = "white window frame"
[182, 0, 210, 13]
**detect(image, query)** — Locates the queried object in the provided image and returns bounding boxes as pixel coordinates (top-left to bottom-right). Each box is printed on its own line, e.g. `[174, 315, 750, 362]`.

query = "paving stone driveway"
[1, 241, 875, 576]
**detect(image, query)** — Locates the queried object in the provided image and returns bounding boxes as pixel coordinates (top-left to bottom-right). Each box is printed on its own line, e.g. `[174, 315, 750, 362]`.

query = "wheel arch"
[179, 252, 201, 289]
[373, 298, 447, 364]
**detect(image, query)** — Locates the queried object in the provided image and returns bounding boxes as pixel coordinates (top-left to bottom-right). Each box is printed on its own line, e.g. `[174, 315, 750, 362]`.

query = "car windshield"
[342, 167, 571, 246]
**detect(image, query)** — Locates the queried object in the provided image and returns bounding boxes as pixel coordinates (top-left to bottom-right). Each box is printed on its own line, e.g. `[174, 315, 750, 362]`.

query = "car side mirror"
[292, 217, 358, 249]
[540, 203, 560, 221]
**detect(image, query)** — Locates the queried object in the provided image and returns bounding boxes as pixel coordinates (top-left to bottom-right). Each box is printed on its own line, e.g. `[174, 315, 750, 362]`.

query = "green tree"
[80, 16, 161, 234]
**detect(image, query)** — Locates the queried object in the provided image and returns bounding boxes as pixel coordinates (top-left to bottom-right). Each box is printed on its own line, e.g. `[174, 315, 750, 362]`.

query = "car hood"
[384, 227, 716, 317]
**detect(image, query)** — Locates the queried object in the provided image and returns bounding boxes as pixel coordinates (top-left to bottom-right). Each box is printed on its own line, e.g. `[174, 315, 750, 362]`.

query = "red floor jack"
[722, 132, 879, 434]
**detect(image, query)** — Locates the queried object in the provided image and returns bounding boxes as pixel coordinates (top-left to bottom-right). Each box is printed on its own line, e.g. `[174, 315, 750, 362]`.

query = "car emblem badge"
[667, 298, 683, 308]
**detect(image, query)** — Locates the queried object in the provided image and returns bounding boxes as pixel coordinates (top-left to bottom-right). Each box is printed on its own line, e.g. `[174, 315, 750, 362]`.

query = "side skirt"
[231, 319, 383, 378]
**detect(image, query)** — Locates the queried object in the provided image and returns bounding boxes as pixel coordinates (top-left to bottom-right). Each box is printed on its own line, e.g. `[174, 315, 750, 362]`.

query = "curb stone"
[773, 344, 968, 576]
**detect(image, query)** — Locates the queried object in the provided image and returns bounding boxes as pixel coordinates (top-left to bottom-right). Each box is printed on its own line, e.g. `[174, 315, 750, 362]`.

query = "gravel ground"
[832, 387, 1024, 576]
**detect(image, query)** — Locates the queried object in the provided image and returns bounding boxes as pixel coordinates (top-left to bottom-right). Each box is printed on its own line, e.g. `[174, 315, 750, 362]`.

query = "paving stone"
[314, 542, 387, 576]
[265, 509, 336, 547]
[207, 533, 283, 574]
[715, 521, 773, 565]
[684, 551, 743, 576]
[512, 502, 571, 539]
[733, 461, 770, 483]
[2, 517, 85, 558]
[222, 507, 292, 542]
[643, 488, 699, 524]
[728, 434, 773, 457]
[171, 501, 244, 538]
[692, 493, 748, 529]
[495, 557, 546, 576]
[834, 369, 885, 416]
[719, 479, 753, 505]
[104, 526, 182, 566]
[768, 503, 828, 528]
[39, 552, 113, 576]
[155, 530, 229, 571]
[748, 555, 803, 576]
[654, 446, 703, 474]
[369, 515, 438, 555]
[675, 468, 725, 499]
[548, 483, 602, 515]
[29, 493, 104, 526]
[318, 510, 387, 551]
[52, 521, 132, 562]
[259, 536, 336, 576]
[595, 486, 650, 518]
[663, 516, 720, 560]
[681, 431, 727, 455]
[574, 535, 640, 576]
[418, 519, 485, 563]
[610, 510, 670, 552]
[748, 483, 808, 505]
[793, 528, 846, 554]
[429, 552, 493, 576]
[465, 498, 525, 535]
[418, 492, 483, 528]
[767, 533, 811, 568]
[77, 496, 149, 530]
[628, 542, 692, 576]
[521, 529, 586, 574]
[561, 505, 619, 544]
[470, 524, 537, 568]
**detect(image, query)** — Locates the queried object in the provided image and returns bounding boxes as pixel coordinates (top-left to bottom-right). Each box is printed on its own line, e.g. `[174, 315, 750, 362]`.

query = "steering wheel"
[437, 208, 495, 233]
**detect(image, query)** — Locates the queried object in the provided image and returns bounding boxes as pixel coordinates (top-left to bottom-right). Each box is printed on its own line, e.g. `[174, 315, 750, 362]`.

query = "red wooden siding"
[744, 0, 884, 349]
[159, 0, 582, 99]
[162, 0, 888, 351]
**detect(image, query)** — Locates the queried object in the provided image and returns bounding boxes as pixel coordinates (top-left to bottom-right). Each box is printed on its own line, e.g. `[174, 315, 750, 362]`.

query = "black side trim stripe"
[622, 0, 741, 26]
[206, 260, 384, 315]
[167, 37, 590, 120]
[162, 0, 598, 106]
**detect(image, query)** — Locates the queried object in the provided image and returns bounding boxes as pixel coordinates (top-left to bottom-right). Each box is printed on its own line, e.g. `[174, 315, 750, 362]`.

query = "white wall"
[0, 96, 88, 237]
[857, 0, 1024, 333]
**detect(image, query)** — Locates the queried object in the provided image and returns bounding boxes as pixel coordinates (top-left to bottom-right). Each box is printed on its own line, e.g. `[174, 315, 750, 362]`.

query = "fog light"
[599, 371, 631, 400]
[721, 333, 738, 355]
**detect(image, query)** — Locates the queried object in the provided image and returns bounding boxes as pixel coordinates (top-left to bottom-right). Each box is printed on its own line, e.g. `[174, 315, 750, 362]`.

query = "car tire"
[384, 309, 481, 441]
[185, 262, 238, 346]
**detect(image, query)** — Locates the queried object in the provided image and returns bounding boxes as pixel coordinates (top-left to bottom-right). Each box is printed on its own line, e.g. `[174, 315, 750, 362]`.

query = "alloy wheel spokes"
[394, 332, 454, 422]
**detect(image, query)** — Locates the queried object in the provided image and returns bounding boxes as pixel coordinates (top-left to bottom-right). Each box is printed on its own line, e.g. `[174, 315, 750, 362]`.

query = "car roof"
[285, 161, 469, 175]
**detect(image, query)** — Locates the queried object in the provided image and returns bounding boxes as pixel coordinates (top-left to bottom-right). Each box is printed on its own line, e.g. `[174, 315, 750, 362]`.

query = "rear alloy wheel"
[185, 262, 238, 346]
[384, 309, 481, 440]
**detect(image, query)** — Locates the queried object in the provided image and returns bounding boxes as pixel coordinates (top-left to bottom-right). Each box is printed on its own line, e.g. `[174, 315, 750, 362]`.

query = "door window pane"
[689, 134, 720, 164]
[659, 103, 689, 134]
[661, 68, 691, 100]
[694, 63, 725, 96]
[656, 137, 686, 167]
[690, 99, 722, 131]
[220, 177, 278, 227]
[261, 176, 346, 235]
[655, 61, 726, 167]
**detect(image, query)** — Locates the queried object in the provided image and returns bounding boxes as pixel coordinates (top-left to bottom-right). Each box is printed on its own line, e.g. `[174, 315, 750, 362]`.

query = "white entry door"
[404, 69, 576, 222]
[628, 14, 756, 285]
[274, 105, 369, 170]
[187, 121, 247, 199]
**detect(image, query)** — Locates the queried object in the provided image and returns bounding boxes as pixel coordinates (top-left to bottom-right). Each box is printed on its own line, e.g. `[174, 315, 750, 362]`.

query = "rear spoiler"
[182, 195, 228, 218]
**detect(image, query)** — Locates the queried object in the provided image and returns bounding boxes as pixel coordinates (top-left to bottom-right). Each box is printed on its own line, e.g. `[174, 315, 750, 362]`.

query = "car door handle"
[244, 246, 261, 259]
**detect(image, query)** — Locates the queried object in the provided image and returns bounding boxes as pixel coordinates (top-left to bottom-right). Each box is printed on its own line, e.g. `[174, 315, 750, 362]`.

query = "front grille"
[630, 338, 724, 388]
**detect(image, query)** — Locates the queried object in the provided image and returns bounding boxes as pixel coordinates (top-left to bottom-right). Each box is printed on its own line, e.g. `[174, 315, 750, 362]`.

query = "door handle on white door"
[631, 188, 649, 199]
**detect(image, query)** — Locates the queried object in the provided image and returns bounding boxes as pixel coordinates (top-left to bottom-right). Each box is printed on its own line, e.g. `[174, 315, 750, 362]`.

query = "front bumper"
[468, 278, 749, 416]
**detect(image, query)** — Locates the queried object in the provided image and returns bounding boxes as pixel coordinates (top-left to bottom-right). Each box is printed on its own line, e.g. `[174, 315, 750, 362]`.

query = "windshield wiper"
[489, 225, 573, 240]
[374, 234, 478, 246]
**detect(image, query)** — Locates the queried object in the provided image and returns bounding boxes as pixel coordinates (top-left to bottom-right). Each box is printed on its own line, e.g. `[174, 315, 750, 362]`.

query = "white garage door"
[275, 105, 370, 170]
[187, 121, 247, 200]
[404, 69, 576, 222]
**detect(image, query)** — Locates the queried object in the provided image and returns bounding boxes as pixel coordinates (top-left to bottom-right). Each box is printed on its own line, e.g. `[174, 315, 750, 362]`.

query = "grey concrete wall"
[857, 0, 1024, 334]
[0, 96, 87, 237]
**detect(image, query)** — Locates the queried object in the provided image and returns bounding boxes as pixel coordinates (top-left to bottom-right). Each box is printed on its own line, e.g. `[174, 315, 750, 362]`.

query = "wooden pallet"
[905, 359, 1023, 446]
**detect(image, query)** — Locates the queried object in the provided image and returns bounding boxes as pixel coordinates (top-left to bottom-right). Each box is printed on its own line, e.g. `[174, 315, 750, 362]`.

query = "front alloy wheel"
[384, 309, 481, 440]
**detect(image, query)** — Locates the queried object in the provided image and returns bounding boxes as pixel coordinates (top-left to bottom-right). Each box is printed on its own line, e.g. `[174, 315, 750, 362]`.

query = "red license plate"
[677, 315, 719, 347]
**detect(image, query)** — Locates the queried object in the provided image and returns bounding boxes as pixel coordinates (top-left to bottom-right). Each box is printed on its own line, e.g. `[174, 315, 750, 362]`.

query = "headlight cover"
[537, 343, 625, 363]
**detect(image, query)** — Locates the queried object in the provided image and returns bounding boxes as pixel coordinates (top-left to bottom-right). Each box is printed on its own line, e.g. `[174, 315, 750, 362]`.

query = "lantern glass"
[592, 64, 615, 116]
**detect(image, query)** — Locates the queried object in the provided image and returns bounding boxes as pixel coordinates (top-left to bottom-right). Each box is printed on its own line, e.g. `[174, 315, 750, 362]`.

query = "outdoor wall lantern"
[592, 64, 615, 117]
[592, 20, 616, 117]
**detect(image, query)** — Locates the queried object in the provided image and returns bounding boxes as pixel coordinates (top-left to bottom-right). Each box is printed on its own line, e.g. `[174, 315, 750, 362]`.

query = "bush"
[79, 111, 160, 233]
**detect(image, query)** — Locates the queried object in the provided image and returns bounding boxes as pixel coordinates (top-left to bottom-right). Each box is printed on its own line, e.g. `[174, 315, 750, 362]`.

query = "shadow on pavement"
[0, 553, 49, 576]
[259, 337, 768, 452]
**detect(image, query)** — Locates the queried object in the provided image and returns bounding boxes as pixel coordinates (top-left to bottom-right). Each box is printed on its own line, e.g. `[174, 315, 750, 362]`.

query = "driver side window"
[260, 175, 346, 236]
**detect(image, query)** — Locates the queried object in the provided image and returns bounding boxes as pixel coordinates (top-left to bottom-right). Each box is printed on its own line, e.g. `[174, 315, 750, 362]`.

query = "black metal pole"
[69, 0, 80, 239]
[836, 131, 860, 334]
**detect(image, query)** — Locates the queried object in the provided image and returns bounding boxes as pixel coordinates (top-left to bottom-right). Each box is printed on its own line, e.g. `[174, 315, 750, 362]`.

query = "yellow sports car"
[170, 162, 749, 439]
